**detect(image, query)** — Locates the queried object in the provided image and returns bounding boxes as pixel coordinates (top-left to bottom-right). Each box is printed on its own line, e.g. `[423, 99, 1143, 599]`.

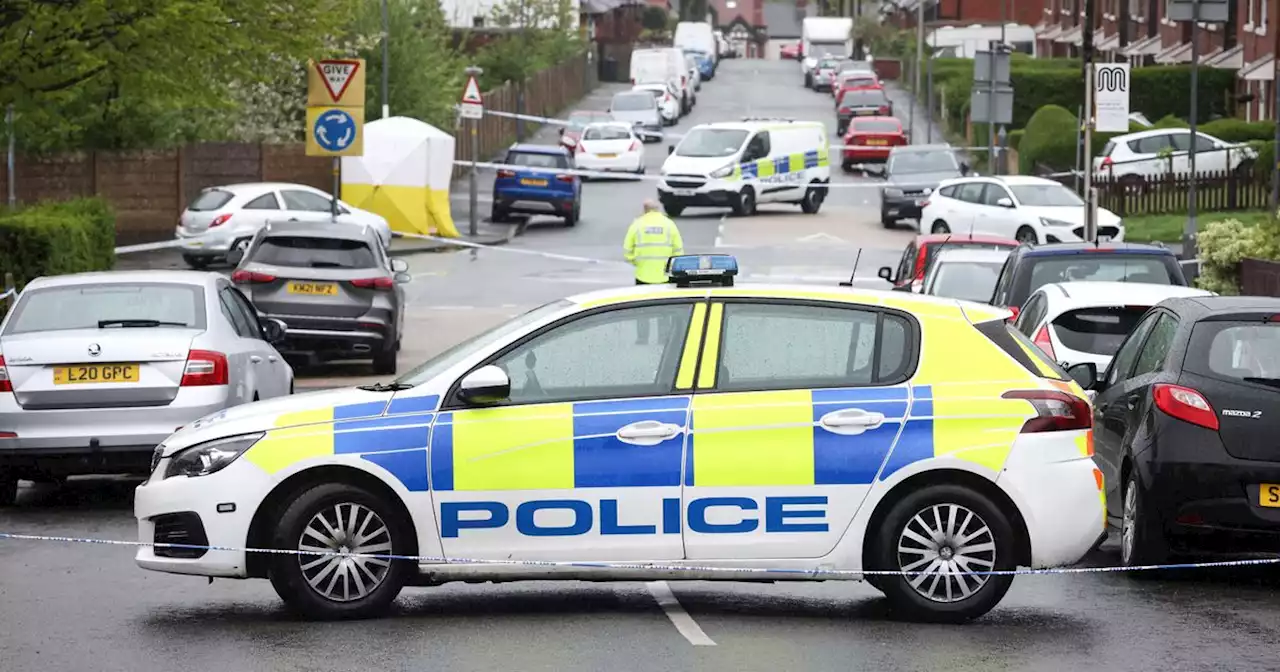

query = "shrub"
[1195, 211, 1280, 294]
[1152, 114, 1189, 129]
[0, 199, 115, 290]
[1019, 104, 1078, 174]
[1199, 119, 1277, 143]
[1253, 140, 1276, 178]
[1008, 129, 1024, 150]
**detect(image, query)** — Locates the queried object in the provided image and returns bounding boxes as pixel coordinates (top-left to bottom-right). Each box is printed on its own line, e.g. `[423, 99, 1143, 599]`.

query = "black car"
[836, 88, 890, 136]
[880, 145, 968, 228]
[1065, 296, 1280, 566]
[989, 242, 1189, 319]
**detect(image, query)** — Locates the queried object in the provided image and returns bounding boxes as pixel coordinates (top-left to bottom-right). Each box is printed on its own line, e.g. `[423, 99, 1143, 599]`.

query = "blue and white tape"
[0, 287, 14, 301]
[1, 531, 1276, 578]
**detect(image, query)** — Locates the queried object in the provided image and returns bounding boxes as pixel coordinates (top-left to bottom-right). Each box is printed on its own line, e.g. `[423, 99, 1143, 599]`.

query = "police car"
[134, 255, 1106, 623]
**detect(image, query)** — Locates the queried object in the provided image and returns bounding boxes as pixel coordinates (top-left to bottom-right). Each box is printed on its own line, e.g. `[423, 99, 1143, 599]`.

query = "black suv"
[989, 242, 1188, 318]
[1065, 296, 1280, 566]
[880, 144, 969, 228]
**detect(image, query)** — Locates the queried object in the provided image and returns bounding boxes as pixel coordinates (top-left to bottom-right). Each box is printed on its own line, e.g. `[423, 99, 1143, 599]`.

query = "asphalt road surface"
[3, 60, 1278, 672]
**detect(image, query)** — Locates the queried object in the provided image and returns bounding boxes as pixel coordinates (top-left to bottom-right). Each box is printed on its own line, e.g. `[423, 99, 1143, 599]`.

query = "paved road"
[5, 59, 1278, 672]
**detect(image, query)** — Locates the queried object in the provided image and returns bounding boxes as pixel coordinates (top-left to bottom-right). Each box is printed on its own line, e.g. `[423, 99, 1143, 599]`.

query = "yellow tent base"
[343, 183, 460, 238]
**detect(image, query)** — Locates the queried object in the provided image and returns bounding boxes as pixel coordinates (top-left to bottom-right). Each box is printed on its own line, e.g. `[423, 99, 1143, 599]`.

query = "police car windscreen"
[252, 236, 378, 269]
[1052, 306, 1150, 356]
[675, 128, 749, 157]
[507, 152, 568, 169]
[612, 93, 655, 111]
[929, 262, 1003, 303]
[887, 150, 958, 174]
[839, 90, 884, 108]
[4, 283, 205, 334]
[1009, 184, 1084, 206]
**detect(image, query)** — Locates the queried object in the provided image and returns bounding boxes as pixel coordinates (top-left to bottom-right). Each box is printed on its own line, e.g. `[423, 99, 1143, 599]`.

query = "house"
[762, 0, 815, 59]
[887, 0, 1042, 30]
[708, 0, 767, 57]
[1036, 0, 1274, 121]
[440, 0, 583, 28]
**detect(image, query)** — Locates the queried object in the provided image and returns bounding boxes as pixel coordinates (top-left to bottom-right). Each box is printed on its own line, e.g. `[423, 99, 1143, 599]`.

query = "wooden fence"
[1241, 258, 1280, 297]
[1046, 167, 1274, 218]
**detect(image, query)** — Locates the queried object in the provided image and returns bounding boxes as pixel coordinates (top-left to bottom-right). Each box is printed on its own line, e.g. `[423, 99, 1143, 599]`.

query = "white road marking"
[713, 214, 726, 248]
[645, 581, 716, 646]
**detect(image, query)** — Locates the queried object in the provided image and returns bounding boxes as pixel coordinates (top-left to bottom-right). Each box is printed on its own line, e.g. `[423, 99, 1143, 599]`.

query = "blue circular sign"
[313, 109, 357, 151]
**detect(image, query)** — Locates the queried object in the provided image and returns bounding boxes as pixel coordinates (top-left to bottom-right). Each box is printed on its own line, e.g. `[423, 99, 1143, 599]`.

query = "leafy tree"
[476, 0, 583, 89]
[354, 0, 463, 132]
[680, 0, 708, 22]
[642, 6, 670, 32]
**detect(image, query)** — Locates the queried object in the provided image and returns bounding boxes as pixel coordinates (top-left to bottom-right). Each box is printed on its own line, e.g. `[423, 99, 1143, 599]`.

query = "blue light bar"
[666, 254, 738, 286]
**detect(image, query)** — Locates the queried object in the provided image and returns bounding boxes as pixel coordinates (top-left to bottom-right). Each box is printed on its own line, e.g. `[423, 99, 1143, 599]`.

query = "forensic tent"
[342, 116, 460, 238]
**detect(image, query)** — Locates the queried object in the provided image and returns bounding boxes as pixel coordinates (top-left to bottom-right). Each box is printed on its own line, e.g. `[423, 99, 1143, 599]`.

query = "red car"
[558, 111, 613, 151]
[840, 116, 908, 169]
[877, 233, 1020, 293]
[832, 72, 881, 101]
[781, 42, 802, 60]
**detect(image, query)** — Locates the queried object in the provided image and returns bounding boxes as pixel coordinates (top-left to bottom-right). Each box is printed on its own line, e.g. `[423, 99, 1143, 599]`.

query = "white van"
[631, 48, 694, 114]
[657, 120, 831, 217]
[674, 22, 717, 72]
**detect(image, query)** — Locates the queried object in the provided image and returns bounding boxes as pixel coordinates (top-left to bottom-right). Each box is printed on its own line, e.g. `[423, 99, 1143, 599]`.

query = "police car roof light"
[666, 254, 738, 287]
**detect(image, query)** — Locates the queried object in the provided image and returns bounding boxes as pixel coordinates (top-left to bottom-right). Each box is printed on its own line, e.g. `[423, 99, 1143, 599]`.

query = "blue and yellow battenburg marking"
[727, 149, 829, 181]
[243, 395, 441, 491]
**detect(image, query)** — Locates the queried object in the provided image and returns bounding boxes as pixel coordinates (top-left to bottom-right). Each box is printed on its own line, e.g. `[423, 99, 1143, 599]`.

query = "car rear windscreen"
[839, 90, 884, 107]
[4, 283, 205, 334]
[1026, 256, 1175, 294]
[612, 94, 655, 111]
[187, 189, 233, 211]
[925, 243, 1011, 269]
[253, 236, 377, 269]
[853, 120, 900, 133]
[506, 151, 568, 169]
[584, 126, 632, 141]
[929, 262, 1004, 303]
[1188, 321, 1280, 383]
[1052, 306, 1151, 355]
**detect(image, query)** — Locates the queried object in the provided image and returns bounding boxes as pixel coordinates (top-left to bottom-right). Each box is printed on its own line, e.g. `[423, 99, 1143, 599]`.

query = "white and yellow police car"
[135, 255, 1106, 623]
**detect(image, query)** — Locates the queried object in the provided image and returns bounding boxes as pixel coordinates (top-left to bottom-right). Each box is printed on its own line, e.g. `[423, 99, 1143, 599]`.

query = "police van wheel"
[732, 188, 756, 217]
[268, 482, 415, 620]
[872, 484, 1016, 624]
[800, 185, 823, 214]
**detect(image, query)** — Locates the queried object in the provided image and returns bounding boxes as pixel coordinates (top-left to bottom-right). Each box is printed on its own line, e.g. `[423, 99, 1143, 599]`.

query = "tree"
[679, 0, 708, 22]
[642, 6, 670, 32]
[354, 0, 464, 131]
[476, 0, 583, 89]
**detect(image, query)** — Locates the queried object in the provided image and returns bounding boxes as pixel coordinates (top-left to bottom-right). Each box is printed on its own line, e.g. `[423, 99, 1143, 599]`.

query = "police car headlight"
[164, 432, 264, 479]
[709, 164, 734, 179]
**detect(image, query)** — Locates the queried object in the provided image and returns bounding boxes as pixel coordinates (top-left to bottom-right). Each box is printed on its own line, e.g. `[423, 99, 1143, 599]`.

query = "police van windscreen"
[1052, 306, 1151, 356]
[612, 94, 655, 111]
[675, 128, 749, 157]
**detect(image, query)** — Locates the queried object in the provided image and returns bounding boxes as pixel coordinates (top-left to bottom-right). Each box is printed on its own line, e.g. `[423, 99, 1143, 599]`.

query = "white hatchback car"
[919, 176, 1125, 245]
[921, 248, 1011, 304]
[1012, 281, 1216, 373]
[573, 122, 646, 176]
[175, 183, 393, 269]
[1093, 128, 1257, 182]
[631, 83, 681, 125]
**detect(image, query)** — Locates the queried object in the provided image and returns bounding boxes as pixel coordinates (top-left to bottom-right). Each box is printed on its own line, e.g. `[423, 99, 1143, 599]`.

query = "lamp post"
[381, 0, 390, 119]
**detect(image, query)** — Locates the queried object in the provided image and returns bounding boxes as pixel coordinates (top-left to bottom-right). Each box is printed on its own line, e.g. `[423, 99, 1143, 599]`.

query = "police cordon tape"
[454, 160, 889, 186]
[0, 287, 14, 301]
[1, 531, 1278, 577]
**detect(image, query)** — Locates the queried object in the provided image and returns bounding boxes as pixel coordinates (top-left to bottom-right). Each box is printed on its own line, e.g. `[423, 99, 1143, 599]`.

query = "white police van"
[657, 119, 831, 218]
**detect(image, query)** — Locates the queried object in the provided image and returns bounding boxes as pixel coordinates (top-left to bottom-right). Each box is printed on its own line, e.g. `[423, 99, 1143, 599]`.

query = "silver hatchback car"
[230, 221, 411, 374]
[0, 271, 295, 503]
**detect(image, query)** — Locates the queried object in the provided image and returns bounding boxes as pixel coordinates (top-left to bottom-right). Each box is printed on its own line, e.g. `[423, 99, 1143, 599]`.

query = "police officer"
[623, 199, 684, 344]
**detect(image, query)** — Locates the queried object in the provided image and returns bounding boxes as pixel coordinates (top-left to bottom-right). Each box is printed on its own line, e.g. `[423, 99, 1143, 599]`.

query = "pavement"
[4, 60, 1276, 672]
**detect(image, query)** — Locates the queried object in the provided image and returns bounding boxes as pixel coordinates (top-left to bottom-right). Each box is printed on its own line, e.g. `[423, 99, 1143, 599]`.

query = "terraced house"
[1035, 0, 1276, 121]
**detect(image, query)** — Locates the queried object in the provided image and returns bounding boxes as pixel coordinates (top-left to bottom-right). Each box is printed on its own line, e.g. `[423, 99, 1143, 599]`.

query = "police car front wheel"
[870, 484, 1016, 623]
[267, 482, 415, 619]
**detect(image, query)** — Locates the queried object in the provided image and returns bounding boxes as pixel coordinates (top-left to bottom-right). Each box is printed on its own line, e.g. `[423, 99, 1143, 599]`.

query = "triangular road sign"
[316, 59, 361, 102]
[461, 75, 483, 105]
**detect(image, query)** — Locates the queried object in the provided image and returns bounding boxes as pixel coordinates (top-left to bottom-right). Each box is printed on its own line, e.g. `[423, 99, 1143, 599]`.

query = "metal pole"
[466, 65, 484, 237]
[331, 158, 340, 221]
[1185, 0, 1199, 259]
[1074, 104, 1083, 194]
[5, 104, 14, 208]
[911, 0, 923, 140]
[1082, 0, 1096, 241]
[381, 0, 390, 119]
[925, 39, 934, 144]
[991, 0, 1005, 173]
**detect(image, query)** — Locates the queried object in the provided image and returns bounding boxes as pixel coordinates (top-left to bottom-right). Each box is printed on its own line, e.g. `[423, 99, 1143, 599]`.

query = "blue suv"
[492, 144, 582, 226]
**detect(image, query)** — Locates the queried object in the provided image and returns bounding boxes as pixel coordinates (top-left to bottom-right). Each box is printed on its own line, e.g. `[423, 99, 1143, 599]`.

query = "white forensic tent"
[342, 116, 460, 238]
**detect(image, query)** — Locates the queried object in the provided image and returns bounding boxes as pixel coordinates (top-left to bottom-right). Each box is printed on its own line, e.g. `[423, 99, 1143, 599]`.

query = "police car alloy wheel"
[268, 482, 414, 619]
[871, 484, 1015, 623]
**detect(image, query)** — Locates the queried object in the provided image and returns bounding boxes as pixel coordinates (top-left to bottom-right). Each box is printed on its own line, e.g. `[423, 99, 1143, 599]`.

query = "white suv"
[918, 175, 1124, 245]
[1093, 128, 1257, 182]
[1012, 281, 1215, 373]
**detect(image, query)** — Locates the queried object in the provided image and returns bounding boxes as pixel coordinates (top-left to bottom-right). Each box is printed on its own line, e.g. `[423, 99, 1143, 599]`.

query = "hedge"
[1019, 104, 1078, 174]
[1198, 118, 1276, 143]
[1251, 140, 1277, 179]
[0, 199, 115, 290]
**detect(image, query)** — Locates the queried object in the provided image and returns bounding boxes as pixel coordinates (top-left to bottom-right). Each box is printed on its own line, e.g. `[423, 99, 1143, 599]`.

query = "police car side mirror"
[668, 145, 675, 155]
[1066, 362, 1098, 390]
[457, 365, 510, 405]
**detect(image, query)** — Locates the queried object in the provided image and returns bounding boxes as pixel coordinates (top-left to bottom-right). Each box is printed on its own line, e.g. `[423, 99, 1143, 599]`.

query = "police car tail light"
[0, 355, 11, 393]
[208, 213, 233, 228]
[350, 276, 394, 290]
[1001, 390, 1092, 433]
[181, 350, 229, 387]
[1033, 324, 1056, 361]
[1153, 383, 1219, 431]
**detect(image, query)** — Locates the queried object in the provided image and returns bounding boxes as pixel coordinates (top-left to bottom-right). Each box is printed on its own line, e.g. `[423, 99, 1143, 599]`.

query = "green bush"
[1250, 140, 1277, 179]
[1152, 114, 1189, 129]
[1195, 212, 1280, 294]
[1019, 104, 1078, 174]
[1199, 118, 1277, 143]
[1008, 129, 1024, 151]
[0, 199, 115, 290]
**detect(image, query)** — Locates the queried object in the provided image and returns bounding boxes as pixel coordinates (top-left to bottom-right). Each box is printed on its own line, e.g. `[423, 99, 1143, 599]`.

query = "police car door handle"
[819, 409, 885, 436]
[616, 420, 682, 446]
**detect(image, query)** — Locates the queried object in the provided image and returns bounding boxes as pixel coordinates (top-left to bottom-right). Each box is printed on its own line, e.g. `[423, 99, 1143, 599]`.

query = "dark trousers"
[635, 279, 662, 343]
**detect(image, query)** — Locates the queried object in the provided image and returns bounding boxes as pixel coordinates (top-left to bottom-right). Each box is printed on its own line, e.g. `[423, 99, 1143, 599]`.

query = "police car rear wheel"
[268, 482, 414, 619]
[873, 484, 1015, 623]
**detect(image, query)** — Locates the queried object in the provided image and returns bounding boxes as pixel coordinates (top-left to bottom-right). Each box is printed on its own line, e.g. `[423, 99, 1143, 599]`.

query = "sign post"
[1092, 62, 1131, 243]
[970, 47, 1013, 174]
[461, 67, 484, 237]
[306, 58, 367, 221]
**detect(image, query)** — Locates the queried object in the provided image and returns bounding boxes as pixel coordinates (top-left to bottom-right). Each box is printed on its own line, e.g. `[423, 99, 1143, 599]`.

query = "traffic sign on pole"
[1093, 63, 1131, 132]
[307, 59, 367, 107]
[459, 74, 484, 120]
[306, 106, 365, 157]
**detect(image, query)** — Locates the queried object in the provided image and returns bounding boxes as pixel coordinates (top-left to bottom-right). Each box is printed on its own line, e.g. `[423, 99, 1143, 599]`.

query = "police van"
[134, 255, 1106, 624]
[657, 119, 831, 218]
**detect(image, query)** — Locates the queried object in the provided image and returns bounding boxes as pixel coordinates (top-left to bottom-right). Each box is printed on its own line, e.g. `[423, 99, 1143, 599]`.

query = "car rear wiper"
[98, 319, 189, 328]
[1243, 377, 1280, 389]
[357, 381, 414, 392]
[308, 261, 349, 268]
